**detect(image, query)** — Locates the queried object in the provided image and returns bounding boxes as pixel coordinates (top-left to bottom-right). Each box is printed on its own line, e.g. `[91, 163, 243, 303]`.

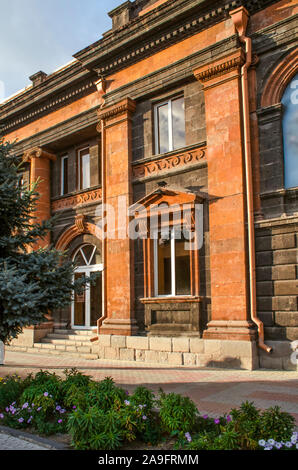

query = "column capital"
[98, 97, 136, 124]
[193, 49, 245, 89]
[23, 146, 56, 162]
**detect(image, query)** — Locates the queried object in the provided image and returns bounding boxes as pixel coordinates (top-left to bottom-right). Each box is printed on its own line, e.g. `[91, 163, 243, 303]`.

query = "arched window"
[282, 73, 298, 188]
[72, 244, 103, 329]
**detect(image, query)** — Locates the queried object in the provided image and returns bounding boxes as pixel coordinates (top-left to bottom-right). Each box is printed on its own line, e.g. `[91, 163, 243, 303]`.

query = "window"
[154, 96, 185, 154]
[60, 155, 68, 196]
[153, 229, 191, 297]
[282, 73, 298, 188]
[78, 147, 90, 190]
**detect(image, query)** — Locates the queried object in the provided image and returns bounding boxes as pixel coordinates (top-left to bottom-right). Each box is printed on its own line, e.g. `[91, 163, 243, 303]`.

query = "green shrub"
[130, 386, 155, 412]
[20, 371, 62, 405]
[86, 377, 127, 411]
[158, 391, 198, 434]
[67, 406, 124, 450]
[0, 374, 28, 410]
[259, 406, 295, 442]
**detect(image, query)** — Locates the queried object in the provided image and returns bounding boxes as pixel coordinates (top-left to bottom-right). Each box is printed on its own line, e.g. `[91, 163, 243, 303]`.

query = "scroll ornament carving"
[132, 146, 206, 180]
[51, 188, 102, 212]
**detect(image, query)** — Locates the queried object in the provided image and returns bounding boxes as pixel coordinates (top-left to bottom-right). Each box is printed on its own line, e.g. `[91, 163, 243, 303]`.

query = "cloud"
[0, 0, 121, 99]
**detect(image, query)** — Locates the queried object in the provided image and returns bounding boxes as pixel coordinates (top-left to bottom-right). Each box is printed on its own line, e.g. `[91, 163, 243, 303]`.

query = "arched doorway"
[71, 244, 103, 329]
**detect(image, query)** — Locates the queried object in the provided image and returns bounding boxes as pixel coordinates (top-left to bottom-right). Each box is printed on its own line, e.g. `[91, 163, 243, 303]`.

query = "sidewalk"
[1, 351, 297, 424]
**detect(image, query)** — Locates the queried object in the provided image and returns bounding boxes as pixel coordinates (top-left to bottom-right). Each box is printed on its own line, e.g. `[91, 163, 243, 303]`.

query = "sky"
[0, 0, 122, 101]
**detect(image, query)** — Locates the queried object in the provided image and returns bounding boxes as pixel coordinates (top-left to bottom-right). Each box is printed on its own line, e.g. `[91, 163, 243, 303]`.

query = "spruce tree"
[0, 139, 89, 345]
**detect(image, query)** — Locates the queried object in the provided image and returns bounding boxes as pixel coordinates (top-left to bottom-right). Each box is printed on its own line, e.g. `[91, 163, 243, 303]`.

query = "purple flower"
[214, 419, 220, 424]
[226, 415, 232, 422]
[56, 406, 61, 411]
[22, 403, 29, 409]
[275, 442, 282, 449]
[124, 400, 130, 406]
[72, 406, 77, 410]
[125, 391, 129, 395]
[0, 413, 4, 419]
[43, 392, 49, 397]
[59, 409, 66, 414]
[37, 407, 42, 412]
[285, 442, 292, 448]
[18, 418, 24, 423]
[185, 432, 192, 443]
[58, 419, 62, 424]
[142, 415, 147, 420]
[202, 414, 208, 419]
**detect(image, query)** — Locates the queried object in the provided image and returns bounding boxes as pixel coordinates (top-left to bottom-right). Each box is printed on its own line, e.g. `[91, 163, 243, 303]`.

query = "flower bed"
[0, 369, 297, 451]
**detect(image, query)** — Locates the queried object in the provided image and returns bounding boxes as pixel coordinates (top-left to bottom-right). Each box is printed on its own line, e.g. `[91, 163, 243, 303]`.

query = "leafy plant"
[158, 391, 198, 434]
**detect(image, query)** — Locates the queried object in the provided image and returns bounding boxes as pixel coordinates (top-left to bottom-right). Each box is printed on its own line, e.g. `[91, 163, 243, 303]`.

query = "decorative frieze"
[51, 187, 102, 212]
[132, 144, 207, 181]
[194, 50, 245, 84]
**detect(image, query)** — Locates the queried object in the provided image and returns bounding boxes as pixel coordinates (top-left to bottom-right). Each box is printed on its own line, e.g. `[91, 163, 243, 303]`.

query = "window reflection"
[282, 74, 298, 188]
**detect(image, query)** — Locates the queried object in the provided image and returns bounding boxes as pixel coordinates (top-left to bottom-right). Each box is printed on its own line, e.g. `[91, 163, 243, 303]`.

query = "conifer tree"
[0, 139, 89, 346]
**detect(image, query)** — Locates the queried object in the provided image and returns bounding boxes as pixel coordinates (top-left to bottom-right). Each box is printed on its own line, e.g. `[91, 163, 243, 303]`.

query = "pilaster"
[194, 50, 256, 341]
[98, 98, 138, 336]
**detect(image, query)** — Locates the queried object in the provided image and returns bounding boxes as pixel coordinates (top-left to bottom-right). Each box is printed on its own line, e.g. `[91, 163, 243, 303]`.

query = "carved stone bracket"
[194, 49, 245, 86]
[75, 214, 86, 233]
[98, 97, 136, 123]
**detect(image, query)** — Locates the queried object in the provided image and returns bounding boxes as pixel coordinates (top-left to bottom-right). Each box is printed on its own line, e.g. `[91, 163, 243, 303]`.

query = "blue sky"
[0, 0, 122, 100]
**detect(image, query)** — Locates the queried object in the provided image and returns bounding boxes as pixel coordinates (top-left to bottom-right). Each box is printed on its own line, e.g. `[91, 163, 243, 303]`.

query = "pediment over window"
[130, 185, 206, 236]
[130, 186, 207, 214]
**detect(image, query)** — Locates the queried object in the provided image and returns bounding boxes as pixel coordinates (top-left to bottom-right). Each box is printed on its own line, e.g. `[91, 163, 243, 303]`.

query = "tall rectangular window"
[154, 229, 191, 297]
[78, 148, 90, 190]
[154, 96, 185, 154]
[60, 155, 68, 196]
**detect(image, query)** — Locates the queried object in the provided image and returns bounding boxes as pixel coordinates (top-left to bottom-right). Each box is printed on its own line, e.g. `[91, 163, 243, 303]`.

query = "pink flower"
[214, 419, 220, 424]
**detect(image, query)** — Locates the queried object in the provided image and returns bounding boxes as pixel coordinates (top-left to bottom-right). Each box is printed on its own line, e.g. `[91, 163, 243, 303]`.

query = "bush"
[158, 390, 198, 435]
[0, 371, 296, 450]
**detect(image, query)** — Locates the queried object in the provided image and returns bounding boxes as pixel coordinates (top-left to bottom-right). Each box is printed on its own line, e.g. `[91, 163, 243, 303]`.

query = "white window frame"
[60, 155, 68, 196]
[153, 228, 190, 298]
[78, 147, 90, 191]
[154, 95, 185, 155]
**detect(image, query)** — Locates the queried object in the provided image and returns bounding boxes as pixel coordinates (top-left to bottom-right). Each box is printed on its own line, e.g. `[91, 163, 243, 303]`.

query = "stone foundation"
[258, 340, 298, 371]
[9, 323, 54, 348]
[92, 335, 259, 370]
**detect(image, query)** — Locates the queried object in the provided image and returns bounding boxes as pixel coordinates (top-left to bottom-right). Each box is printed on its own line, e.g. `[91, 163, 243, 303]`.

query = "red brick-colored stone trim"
[194, 49, 245, 86]
[52, 187, 102, 212]
[261, 48, 298, 107]
[132, 145, 207, 181]
[55, 221, 103, 251]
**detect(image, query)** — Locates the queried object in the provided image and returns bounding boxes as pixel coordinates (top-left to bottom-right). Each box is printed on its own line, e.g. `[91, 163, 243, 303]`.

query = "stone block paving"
[1, 351, 297, 426]
[0, 432, 48, 450]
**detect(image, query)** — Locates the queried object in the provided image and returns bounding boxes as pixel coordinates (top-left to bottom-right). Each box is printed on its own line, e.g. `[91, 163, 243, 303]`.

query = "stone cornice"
[0, 0, 278, 131]
[11, 107, 99, 157]
[1, 76, 96, 135]
[98, 98, 136, 122]
[23, 147, 56, 162]
[194, 49, 245, 83]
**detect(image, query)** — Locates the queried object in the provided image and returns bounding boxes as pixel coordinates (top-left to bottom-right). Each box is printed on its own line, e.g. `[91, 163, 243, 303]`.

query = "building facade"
[1, 0, 297, 370]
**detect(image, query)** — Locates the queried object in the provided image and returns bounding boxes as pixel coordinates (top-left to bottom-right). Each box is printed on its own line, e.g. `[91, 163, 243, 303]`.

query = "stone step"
[6, 345, 98, 360]
[33, 343, 94, 353]
[264, 326, 298, 341]
[53, 329, 95, 336]
[45, 334, 93, 342]
[40, 338, 91, 346]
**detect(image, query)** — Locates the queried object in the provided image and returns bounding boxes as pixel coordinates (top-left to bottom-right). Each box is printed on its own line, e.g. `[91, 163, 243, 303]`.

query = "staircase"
[8, 329, 99, 360]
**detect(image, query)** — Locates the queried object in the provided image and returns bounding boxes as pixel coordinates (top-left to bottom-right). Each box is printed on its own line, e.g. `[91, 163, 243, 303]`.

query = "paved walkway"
[1, 351, 298, 425]
[0, 432, 49, 450]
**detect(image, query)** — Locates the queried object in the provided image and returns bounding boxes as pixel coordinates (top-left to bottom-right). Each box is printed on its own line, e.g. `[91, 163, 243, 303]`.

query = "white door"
[71, 244, 103, 329]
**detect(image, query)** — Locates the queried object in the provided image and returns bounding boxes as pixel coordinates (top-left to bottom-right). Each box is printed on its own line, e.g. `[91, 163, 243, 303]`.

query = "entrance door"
[71, 244, 103, 329]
